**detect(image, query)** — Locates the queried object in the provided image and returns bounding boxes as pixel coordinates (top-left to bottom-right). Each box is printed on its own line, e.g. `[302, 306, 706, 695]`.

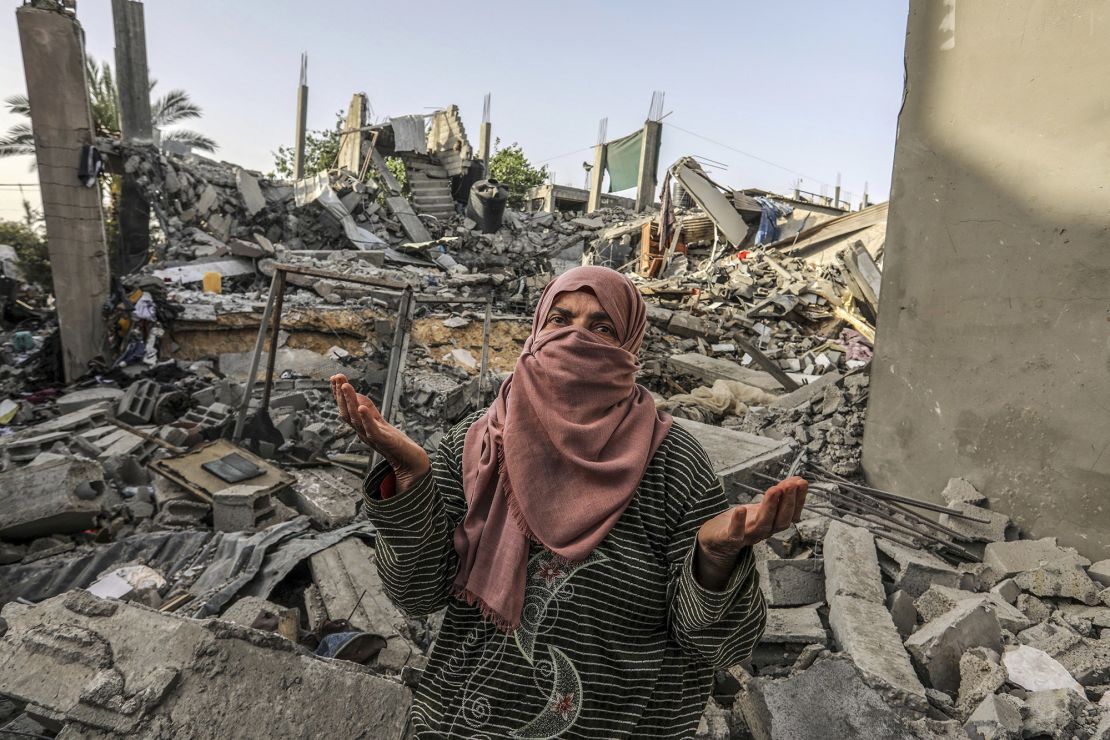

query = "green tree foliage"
[0, 211, 50, 288]
[271, 113, 341, 179]
[0, 56, 216, 159]
[487, 139, 548, 209]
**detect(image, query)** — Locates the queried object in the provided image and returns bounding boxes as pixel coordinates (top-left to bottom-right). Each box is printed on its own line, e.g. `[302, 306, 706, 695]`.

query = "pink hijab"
[453, 266, 673, 630]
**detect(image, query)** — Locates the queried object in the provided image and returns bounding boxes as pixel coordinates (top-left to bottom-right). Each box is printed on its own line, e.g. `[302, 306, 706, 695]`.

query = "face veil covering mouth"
[452, 266, 673, 630]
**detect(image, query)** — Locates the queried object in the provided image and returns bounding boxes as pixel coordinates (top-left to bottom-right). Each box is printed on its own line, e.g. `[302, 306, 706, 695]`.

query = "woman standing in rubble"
[330, 265, 807, 739]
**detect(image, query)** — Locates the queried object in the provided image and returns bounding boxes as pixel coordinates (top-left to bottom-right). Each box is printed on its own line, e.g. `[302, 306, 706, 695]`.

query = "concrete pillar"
[337, 93, 366, 174]
[17, 5, 110, 381]
[478, 92, 491, 176]
[634, 120, 662, 212]
[293, 53, 308, 179]
[586, 143, 606, 213]
[111, 0, 152, 273]
[111, 0, 152, 143]
[862, 0, 1110, 559]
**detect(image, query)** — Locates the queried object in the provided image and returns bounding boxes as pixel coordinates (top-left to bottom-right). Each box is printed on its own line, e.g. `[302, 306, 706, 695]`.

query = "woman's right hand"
[330, 373, 431, 494]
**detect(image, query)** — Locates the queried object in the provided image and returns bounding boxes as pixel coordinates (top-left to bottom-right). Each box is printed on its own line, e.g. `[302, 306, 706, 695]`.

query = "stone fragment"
[667, 312, 709, 339]
[982, 538, 1090, 579]
[737, 657, 928, 740]
[956, 648, 1007, 715]
[940, 478, 986, 506]
[1013, 564, 1101, 605]
[963, 694, 1023, 740]
[1017, 621, 1110, 686]
[757, 558, 824, 607]
[914, 586, 1031, 634]
[938, 502, 1011, 543]
[1058, 604, 1110, 629]
[762, 605, 826, 645]
[1089, 560, 1110, 588]
[990, 578, 1021, 605]
[282, 467, 360, 529]
[875, 539, 965, 597]
[1021, 689, 1089, 739]
[823, 521, 886, 604]
[887, 590, 918, 639]
[1016, 593, 1053, 623]
[0, 456, 118, 540]
[56, 386, 124, 414]
[828, 591, 928, 711]
[904, 600, 1002, 694]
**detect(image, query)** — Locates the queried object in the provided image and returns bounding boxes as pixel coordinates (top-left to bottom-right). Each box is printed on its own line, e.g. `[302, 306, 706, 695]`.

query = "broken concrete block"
[0, 457, 118, 540]
[56, 387, 124, 415]
[1013, 563, 1102, 605]
[116, 379, 159, 425]
[672, 417, 794, 503]
[1022, 689, 1089, 739]
[938, 502, 1011, 543]
[990, 578, 1021, 605]
[0, 591, 410, 737]
[757, 558, 823, 607]
[963, 693, 1022, 740]
[956, 648, 1007, 715]
[982, 537, 1090, 579]
[940, 477, 986, 506]
[875, 539, 964, 598]
[212, 485, 274, 532]
[887, 590, 918, 639]
[1017, 621, 1110, 686]
[823, 521, 886, 604]
[1016, 592, 1053, 623]
[1089, 560, 1110, 588]
[738, 657, 927, 740]
[667, 312, 709, 339]
[1002, 644, 1085, 694]
[827, 591, 928, 712]
[759, 561, 821, 607]
[762, 605, 827, 645]
[914, 586, 1031, 634]
[904, 599, 1002, 694]
[668, 353, 783, 394]
[281, 467, 359, 529]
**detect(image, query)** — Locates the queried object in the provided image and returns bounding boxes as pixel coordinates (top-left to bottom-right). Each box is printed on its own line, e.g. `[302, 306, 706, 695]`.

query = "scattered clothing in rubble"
[363, 414, 765, 739]
[754, 197, 793, 246]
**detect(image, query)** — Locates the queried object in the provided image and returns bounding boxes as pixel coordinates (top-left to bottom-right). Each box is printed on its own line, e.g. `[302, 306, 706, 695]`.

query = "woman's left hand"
[694, 476, 809, 590]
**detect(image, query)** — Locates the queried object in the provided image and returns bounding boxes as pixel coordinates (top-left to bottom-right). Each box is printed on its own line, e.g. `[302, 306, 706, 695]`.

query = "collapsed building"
[2, 1, 1109, 739]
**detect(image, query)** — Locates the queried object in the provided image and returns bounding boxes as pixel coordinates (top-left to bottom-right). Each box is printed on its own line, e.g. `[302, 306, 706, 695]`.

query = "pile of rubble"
[695, 480, 1110, 739]
[2, 98, 1106, 738]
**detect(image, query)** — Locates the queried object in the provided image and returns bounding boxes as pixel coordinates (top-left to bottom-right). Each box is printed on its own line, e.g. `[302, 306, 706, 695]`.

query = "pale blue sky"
[0, 0, 909, 221]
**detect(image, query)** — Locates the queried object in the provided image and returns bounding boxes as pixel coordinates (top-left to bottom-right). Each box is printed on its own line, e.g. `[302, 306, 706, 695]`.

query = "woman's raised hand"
[330, 373, 431, 494]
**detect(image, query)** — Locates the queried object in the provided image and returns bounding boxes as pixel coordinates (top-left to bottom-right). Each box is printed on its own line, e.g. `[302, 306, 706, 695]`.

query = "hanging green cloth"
[605, 129, 643, 193]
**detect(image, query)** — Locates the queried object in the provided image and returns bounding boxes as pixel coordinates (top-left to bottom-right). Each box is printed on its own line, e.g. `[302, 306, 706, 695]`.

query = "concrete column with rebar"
[634, 120, 662, 212]
[17, 4, 111, 381]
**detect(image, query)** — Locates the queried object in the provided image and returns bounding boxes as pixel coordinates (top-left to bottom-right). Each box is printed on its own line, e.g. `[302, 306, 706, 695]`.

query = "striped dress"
[362, 412, 766, 739]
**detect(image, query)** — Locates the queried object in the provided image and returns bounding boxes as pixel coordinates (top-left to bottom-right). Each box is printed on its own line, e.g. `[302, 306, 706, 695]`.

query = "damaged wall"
[864, 1, 1110, 559]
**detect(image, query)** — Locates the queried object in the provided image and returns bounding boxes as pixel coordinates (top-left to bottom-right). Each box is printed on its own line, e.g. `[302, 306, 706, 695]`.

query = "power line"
[0, 183, 41, 188]
[534, 145, 594, 165]
[663, 122, 834, 189]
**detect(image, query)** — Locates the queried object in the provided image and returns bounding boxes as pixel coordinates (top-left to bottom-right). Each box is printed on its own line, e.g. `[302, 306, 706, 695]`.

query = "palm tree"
[0, 55, 216, 158]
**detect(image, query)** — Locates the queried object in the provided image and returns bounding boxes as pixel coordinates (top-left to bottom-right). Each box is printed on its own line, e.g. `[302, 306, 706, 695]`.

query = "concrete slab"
[668, 353, 784, 394]
[875, 538, 965, 598]
[283, 467, 360, 529]
[56, 387, 124, 415]
[0, 457, 119, 540]
[738, 657, 928, 740]
[762, 605, 827, 645]
[0, 591, 410, 737]
[673, 417, 794, 503]
[757, 558, 824, 607]
[823, 521, 886, 604]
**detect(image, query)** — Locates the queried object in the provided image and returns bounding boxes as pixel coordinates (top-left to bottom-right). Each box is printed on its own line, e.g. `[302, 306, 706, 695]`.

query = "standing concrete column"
[111, 0, 152, 142]
[586, 144, 607, 213]
[293, 53, 308, 179]
[634, 120, 662, 212]
[478, 93, 492, 176]
[17, 4, 111, 382]
[111, 0, 152, 274]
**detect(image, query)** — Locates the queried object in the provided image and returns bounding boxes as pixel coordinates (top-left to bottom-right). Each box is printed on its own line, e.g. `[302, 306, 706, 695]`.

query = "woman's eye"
[595, 325, 614, 335]
[549, 315, 565, 324]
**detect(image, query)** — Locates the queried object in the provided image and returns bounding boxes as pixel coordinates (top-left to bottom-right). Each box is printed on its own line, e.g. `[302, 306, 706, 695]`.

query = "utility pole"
[293, 53, 308, 179]
[17, 3, 111, 381]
